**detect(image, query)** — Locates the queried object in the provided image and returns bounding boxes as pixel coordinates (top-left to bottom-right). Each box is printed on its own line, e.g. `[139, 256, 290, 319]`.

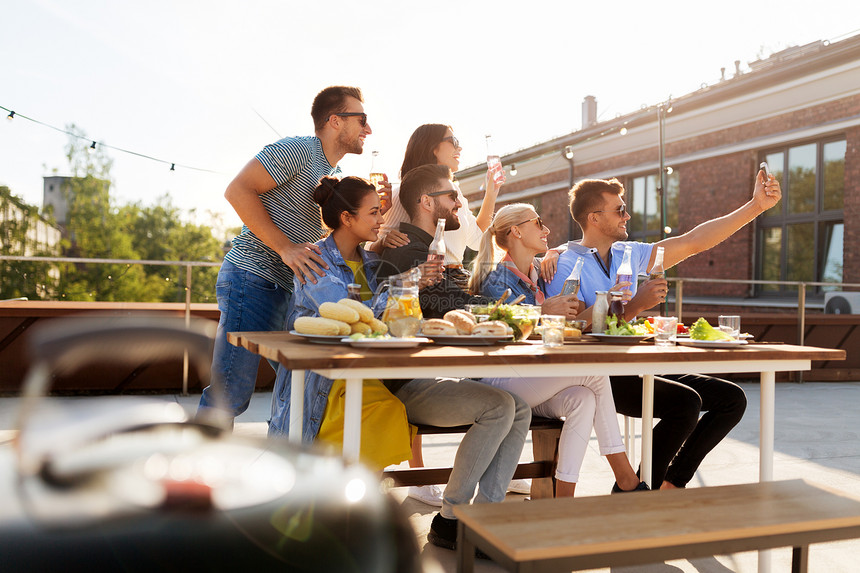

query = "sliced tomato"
[676, 324, 689, 334]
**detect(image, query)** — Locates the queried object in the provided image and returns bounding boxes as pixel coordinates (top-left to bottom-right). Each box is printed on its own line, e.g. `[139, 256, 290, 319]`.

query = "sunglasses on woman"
[441, 135, 460, 148]
[507, 216, 544, 234]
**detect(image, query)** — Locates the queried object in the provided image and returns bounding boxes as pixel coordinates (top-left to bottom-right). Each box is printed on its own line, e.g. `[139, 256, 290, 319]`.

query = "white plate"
[344, 337, 431, 349]
[587, 333, 654, 345]
[676, 338, 749, 348]
[289, 330, 347, 344]
[424, 334, 512, 346]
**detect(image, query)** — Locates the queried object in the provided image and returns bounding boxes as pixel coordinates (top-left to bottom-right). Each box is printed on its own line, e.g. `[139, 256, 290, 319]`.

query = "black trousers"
[610, 374, 747, 488]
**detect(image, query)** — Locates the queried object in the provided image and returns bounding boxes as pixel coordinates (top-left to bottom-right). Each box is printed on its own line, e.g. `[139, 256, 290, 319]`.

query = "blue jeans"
[199, 260, 291, 418]
[394, 378, 531, 519]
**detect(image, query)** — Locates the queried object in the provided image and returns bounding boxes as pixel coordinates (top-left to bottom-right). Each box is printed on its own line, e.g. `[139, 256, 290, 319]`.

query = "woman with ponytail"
[470, 203, 648, 496]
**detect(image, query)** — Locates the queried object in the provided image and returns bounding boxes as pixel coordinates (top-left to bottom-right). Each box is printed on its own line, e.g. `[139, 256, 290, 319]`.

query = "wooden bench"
[453, 479, 860, 573]
[382, 416, 564, 499]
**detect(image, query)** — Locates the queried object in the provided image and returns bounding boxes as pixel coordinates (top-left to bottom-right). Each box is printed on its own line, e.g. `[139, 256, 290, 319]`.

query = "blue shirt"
[481, 263, 545, 305]
[269, 235, 388, 441]
[225, 136, 340, 292]
[545, 241, 653, 307]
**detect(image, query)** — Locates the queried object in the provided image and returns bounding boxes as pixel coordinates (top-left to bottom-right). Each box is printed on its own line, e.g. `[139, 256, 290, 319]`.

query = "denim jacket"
[481, 263, 546, 305]
[268, 235, 388, 441]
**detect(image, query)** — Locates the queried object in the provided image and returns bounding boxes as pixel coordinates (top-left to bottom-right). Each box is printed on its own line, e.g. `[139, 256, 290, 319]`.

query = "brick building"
[456, 35, 860, 310]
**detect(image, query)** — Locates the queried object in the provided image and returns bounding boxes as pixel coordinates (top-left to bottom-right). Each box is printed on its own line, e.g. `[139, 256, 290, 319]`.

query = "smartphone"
[759, 161, 772, 182]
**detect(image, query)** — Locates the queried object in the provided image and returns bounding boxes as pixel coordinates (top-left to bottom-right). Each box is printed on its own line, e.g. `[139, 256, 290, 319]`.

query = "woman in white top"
[370, 124, 502, 262]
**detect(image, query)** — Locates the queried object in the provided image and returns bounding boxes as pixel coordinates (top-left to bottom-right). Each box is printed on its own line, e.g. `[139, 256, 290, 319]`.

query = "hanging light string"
[1, 104, 224, 174]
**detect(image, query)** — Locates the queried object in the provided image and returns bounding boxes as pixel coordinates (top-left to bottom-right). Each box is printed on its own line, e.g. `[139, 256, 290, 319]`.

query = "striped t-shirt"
[224, 136, 340, 292]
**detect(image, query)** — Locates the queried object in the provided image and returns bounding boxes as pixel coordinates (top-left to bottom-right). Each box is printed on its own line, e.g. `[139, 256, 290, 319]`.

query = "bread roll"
[472, 320, 511, 337]
[444, 309, 476, 334]
[421, 318, 458, 336]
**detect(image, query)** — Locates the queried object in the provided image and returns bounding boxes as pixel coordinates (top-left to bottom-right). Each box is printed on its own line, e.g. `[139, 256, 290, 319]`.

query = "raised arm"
[656, 169, 781, 270]
[225, 159, 328, 284]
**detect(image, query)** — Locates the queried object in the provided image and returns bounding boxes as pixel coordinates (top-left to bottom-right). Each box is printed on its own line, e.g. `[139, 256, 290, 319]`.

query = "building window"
[756, 138, 845, 295]
[625, 171, 679, 243]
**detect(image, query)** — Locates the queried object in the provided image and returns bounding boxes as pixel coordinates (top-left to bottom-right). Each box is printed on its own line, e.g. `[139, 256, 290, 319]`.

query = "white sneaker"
[407, 484, 444, 507]
[507, 478, 532, 494]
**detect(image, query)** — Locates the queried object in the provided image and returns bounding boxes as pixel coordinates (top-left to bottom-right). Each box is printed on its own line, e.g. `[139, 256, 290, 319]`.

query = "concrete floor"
[2, 382, 859, 572]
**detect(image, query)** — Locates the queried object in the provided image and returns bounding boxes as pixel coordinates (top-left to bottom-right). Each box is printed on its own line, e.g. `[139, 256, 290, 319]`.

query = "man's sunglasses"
[423, 188, 459, 202]
[332, 112, 368, 127]
[507, 216, 544, 234]
[591, 204, 627, 216]
[441, 135, 460, 148]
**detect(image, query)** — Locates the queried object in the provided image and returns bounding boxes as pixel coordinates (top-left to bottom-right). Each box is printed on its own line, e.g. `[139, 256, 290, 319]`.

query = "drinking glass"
[654, 316, 678, 347]
[718, 315, 741, 340]
[541, 315, 565, 348]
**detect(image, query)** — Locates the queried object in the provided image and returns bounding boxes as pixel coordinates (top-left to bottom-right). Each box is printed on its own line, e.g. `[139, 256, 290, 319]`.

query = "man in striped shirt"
[199, 86, 373, 420]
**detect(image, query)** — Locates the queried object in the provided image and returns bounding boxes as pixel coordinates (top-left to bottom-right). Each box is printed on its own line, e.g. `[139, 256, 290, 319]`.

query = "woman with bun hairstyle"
[269, 175, 439, 470]
[468, 203, 648, 496]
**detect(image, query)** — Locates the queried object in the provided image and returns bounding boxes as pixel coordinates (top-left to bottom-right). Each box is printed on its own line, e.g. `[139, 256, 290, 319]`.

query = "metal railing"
[3, 256, 858, 387]
[1, 255, 221, 395]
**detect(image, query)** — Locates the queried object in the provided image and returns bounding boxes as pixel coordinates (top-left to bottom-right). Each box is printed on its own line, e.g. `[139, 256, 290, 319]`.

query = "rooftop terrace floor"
[2, 382, 858, 572]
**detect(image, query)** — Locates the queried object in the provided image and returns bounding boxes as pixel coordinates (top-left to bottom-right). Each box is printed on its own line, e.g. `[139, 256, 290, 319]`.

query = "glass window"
[822, 140, 845, 211]
[756, 138, 845, 296]
[760, 227, 782, 292]
[820, 222, 843, 289]
[788, 144, 816, 214]
[626, 171, 678, 242]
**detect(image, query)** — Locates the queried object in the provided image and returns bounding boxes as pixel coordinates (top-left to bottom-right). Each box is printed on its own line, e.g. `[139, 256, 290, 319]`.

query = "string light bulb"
[619, 126, 628, 135]
[6, 111, 14, 121]
[510, 164, 517, 176]
[563, 146, 574, 160]
[170, 163, 175, 171]
[88, 141, 97, 153]
[665, 166, 674, 175]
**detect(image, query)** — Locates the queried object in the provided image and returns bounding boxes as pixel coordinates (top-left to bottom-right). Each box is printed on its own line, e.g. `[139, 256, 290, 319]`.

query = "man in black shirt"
[380, 164, 487, 317]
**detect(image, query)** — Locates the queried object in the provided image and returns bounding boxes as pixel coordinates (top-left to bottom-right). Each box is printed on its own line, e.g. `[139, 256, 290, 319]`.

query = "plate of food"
[677, 338, 749, 348]
[586, 333, 655, 345]
[289, 330, 348, 344]
[343, 336, 431, 349]
[424, 334, 513, 346]
[421, 314, 514, 345]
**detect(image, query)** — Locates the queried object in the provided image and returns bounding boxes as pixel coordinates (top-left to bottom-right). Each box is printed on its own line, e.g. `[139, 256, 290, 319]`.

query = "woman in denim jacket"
[468, 203, 648, 496]
[267, 176, 431, 463]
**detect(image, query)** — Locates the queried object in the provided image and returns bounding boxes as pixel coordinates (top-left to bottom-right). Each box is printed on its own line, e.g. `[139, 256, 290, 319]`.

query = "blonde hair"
[468, 203, 538, 295]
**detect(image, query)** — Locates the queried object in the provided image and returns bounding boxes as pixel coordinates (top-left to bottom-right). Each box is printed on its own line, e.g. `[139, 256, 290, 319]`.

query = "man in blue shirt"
[546, 173, 781, 490]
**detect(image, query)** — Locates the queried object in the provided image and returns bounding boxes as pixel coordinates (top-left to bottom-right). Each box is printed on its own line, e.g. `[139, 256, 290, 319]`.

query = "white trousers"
[483, 375, 626, 483]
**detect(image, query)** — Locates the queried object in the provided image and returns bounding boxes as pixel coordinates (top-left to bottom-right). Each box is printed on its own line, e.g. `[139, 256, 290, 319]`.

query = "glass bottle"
[561, 256, 585, 296]
[485, 135, 505, 185]
[591, 291, 609, 334]
[427, 218, 446, 263]
[608, 291, 625, 321]
[347, 283, 362, 302]
[648, 246, 665, 280]
[615, 245, 634, 304]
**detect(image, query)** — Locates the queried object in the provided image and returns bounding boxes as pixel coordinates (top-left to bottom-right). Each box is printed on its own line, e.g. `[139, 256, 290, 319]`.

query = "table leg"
[289, 369, 305, 444]
[457, 522, 475, 573]
[343, 376, 363, 464]
[758, 370, 776, 573]
[641, 374, 654, 488]
[791, 545, 809, 573]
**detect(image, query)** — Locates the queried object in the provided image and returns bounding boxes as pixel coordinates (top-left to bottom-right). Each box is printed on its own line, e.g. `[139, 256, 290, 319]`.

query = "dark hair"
[313, 175, 376, 230]
[398, 164, 452, 221]
[311, 86, 364, 131]
[399, 124, 451, 177]
[570, 178, 626, 230]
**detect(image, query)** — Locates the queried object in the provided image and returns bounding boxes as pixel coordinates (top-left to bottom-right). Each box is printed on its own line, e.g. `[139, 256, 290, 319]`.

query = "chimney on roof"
[582, 96, 597, 128]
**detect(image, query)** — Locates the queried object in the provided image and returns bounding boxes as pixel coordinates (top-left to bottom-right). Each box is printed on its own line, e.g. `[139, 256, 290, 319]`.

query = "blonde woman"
[469, 203, 647, 496]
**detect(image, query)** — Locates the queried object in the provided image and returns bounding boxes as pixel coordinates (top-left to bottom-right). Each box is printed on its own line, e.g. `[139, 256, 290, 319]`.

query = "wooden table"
[227, 332, 842, 483]
[228, 333, 844, 573]
[452, 479, 860, 573]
